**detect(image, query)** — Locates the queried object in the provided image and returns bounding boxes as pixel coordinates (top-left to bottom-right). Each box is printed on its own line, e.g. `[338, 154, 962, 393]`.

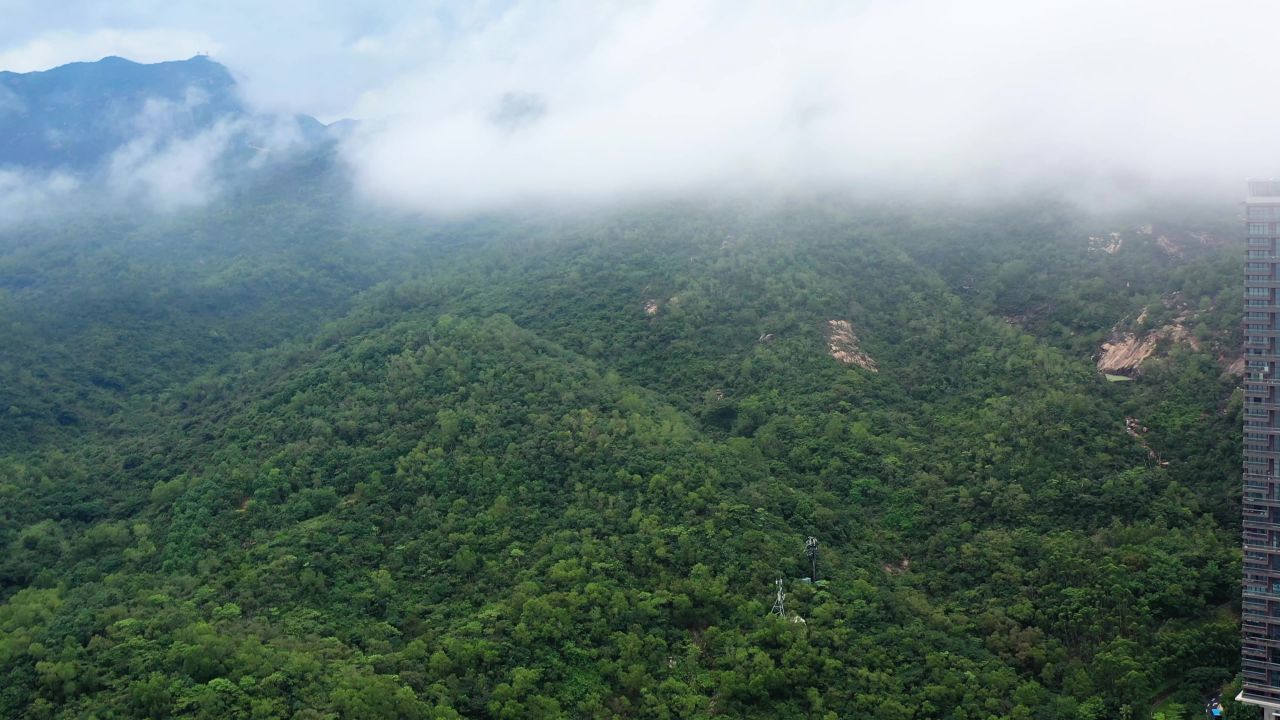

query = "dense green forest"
[0, 190, 1246, 718]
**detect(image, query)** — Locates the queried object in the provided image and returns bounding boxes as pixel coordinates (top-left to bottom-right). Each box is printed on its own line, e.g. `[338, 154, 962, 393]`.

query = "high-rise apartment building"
[1242, 179, 1280, 716]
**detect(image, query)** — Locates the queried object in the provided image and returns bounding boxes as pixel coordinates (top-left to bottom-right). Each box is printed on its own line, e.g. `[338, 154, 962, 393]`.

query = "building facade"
[1242, 180, 1280, 716]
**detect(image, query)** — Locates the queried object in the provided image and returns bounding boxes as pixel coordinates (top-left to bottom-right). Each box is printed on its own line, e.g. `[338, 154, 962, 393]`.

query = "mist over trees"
[0, 186, 1247, 718]
[0, 6, 1260, 718]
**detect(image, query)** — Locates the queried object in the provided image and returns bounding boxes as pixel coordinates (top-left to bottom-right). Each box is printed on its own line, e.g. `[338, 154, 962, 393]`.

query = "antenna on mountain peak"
[805, 536, 819, 581]
[770, 578, 785, 617]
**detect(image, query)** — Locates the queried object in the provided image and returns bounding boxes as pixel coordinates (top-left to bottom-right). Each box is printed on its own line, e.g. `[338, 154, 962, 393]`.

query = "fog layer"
[3, 0, 1277, 215]
[342, 0, 1277, 212]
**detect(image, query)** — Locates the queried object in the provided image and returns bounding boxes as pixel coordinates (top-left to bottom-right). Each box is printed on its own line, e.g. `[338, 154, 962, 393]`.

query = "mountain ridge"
[0, 55, 333, 172]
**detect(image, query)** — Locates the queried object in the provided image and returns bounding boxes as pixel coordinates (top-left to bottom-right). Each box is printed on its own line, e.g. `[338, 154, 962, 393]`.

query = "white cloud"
[103, 99, 313, 210]
[0, 28, 219, 73]
[0, 169, 80, 226]
[2, 0, 1276, 213]
[106, 121, 235, 210]
[341, 0, 1280, 212]
[0, 85, 313, 216]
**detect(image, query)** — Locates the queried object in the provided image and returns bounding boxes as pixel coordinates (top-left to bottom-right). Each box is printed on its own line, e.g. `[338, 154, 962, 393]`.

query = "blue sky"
[0, 1, 504, 118]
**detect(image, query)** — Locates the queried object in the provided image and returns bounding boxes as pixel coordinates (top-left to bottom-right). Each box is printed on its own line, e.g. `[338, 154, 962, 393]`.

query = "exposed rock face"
[1225, 356, 1246, 377]
[1098, 333, 1161, 374]
[882, 558, 910, 575]
[1096, 316, 1200, 375]
[643, 300, 658, 316]
[1088, 233, 1123, 254]
[1155, 235, 1183, 258]
[1125, 415, 1168, 467]
[1086, 225, 1227, 259]
[825, 320, 877, 371]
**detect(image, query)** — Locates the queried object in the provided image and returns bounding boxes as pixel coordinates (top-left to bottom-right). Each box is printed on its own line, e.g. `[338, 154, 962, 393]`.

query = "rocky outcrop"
[1096, 314, 1200, 376]
[826, 320, 877, 371]
[1088, 232, 1123, 254]
[1098, 333, 1162, 375]
[1224, 356, 1246, 377]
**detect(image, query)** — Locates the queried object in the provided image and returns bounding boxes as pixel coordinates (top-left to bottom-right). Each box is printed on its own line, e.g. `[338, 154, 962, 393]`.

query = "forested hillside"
[0, 194, 1245, 719]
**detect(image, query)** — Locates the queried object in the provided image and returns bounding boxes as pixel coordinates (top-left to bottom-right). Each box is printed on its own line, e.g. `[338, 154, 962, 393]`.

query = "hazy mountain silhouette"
[0, 55, 328, 171]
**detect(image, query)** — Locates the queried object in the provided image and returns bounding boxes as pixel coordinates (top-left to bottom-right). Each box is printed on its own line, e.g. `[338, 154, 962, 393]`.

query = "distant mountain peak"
[0, 55, 329, 174]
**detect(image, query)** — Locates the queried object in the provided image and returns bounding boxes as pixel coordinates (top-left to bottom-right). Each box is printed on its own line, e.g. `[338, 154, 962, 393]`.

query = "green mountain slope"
[0, 199, 1244, 719]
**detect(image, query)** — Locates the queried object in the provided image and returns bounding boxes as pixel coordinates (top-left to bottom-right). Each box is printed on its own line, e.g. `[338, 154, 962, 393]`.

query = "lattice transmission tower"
[770, 578, 785, 617]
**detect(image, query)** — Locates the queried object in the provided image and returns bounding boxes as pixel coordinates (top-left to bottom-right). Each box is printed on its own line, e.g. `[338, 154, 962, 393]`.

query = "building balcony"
[1244, 538, 1278, 553]
[1241, 682, 1280, 704]
[1243, 602, 1272, 617]
[1243, 633, 1280, 649]
[1242, 658, 1280, 672]
[1239, 576, 1280, 594]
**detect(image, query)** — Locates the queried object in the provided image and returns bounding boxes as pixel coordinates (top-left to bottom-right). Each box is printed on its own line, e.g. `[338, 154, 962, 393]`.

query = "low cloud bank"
[0, 169, 81, 225]
[342, 0, 1280, 213]
[3, 0, 1275, 217]
[0, 89, 315, 225]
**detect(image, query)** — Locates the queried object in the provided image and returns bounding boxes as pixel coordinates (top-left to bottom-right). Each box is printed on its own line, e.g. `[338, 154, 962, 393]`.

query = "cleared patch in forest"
[825, 320, 877, 371]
